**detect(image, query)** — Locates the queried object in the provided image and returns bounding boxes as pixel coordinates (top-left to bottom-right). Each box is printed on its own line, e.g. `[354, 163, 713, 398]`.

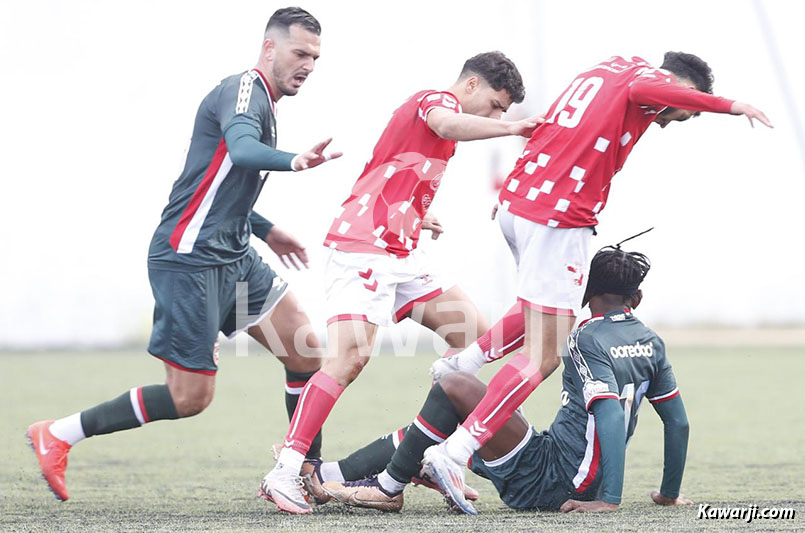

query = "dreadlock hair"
[660, 51, 714, 94]
[583, 246, 651, 304]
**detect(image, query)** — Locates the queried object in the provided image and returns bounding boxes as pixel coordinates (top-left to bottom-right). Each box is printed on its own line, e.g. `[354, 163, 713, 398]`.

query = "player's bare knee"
[440, 372, 485, 403]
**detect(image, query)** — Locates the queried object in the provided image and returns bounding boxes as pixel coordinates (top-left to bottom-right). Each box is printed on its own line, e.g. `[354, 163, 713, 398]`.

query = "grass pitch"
[1, 344, 803, 532]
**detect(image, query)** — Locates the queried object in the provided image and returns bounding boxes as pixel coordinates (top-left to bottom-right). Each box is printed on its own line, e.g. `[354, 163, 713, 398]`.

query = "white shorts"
[324, 248, 451, 327]
[497, 207, 593, 316]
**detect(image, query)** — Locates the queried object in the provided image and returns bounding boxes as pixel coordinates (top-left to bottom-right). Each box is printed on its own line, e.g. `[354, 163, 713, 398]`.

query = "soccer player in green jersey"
[27, 7, 341, 502]
[315, 246, 693, 514]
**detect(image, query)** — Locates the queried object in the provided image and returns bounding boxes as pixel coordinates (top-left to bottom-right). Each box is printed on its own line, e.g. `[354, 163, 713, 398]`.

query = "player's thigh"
[513, 221, 593, 316]
[523, 306, 575, 373]
[414, 286, 489, 349]
[220, 248, 289, 341]
[323, 319, 378, 387]
[147, 266, 222, 375]
[164, 363, 216, 417]
[248, 290, 322, 373]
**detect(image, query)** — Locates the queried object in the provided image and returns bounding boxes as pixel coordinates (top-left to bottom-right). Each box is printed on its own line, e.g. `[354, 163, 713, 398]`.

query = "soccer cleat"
[429, 355, 462, 383]
[322, 476, 403, 512]
[26, 420, 71, 502]
[412, 468, 480, 501]
[300, 458, 331, 505]
[422, 444, 477, 515]
[260, 465, 312, 514]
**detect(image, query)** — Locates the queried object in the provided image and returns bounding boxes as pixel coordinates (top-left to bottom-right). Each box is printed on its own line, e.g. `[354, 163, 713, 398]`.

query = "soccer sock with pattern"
[277, 371, 344, 474]
[446, 302, 526, 375]
[381, 383, 461, 492]
[445, 353, 542, 465]
[49, 385, 179, 446]
[321, 426, 409, 482]
[284, 369, 323, 459]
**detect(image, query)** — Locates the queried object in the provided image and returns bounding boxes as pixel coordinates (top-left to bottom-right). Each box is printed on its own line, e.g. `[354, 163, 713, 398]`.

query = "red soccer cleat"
[26, 420, 72, 502]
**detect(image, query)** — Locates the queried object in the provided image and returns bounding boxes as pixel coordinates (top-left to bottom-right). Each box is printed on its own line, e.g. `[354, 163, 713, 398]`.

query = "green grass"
[1, 345, 803, 532]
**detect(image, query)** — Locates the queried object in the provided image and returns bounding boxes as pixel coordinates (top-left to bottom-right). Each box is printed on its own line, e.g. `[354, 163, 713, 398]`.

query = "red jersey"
[498, 56, 734, 228]
[324, 90, 460, 256]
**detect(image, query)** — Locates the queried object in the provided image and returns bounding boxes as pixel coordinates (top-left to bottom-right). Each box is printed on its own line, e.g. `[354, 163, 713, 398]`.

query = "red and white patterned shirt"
[498, 56, 735, 228]
[324, 90, 460, 257]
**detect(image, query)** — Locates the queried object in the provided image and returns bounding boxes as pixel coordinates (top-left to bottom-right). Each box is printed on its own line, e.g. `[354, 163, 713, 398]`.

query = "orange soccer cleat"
[26, 420, 72, 502]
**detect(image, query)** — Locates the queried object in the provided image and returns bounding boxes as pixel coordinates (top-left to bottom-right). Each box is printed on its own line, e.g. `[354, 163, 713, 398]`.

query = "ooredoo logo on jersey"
[610, 341, 654, 359]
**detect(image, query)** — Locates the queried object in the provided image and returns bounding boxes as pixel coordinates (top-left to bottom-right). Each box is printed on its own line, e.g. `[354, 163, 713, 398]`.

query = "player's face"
[654, 107, 698, 128]
[268, 25, 321, 97]
[462, 78, 512, 119]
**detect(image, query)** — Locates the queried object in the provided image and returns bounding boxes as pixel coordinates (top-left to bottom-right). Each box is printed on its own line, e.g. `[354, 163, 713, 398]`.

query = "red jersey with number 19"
[324, 90, 460, 257]
[498, 56, 734, 228]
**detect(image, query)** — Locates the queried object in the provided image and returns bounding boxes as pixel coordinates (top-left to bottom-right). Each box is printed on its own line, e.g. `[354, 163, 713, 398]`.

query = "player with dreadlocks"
[317, 243, 693, 514]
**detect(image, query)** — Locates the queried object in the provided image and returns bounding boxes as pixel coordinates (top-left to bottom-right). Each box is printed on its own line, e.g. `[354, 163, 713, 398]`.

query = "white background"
[1, 0, 803, 348]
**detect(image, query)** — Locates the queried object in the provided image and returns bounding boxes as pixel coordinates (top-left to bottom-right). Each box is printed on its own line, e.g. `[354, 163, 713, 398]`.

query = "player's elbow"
[227, 144, 257, 169]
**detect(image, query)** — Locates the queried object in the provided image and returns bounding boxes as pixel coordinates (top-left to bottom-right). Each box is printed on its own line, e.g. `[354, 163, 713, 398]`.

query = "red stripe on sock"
[136, 387, 150, 423]
[415, 414, 449, 440]
[286, 381, 308, 388]
[461, 353, 543, 446]
[285, 371, 345, 455]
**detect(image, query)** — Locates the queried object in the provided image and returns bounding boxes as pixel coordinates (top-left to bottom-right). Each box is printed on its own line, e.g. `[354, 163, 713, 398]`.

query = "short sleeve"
[417, 91, 461, 123]
[217, 71, 270, 137]
[646, 337, 680, 404]
[566, 328, 621, 411]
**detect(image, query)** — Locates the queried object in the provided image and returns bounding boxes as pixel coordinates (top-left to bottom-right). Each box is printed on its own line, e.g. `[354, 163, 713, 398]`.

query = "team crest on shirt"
[421, 194, 432, 210]
[429, 173, 443, 191]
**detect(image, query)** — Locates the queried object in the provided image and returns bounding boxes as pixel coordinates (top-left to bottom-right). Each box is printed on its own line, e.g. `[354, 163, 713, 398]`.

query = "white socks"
[377, 470, 406, 494]
[453, 343, 486, 375]
[276, 447, 305, 475]
[319, 461, 345, 483]
[48, 413, 86, 446]
[443, 425, 481, 466]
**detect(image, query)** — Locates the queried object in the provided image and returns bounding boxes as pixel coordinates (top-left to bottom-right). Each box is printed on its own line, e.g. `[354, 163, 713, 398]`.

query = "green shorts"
[469, 427, 575, 511]
[147, 247, 287, 374]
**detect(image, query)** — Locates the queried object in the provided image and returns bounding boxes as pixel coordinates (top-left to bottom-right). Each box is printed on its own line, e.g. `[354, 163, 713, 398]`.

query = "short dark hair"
[265, 6, 321, 36]
[660, 51, 714, 94]
[460, 52, 525, 104]
[583, 246, 651, 303]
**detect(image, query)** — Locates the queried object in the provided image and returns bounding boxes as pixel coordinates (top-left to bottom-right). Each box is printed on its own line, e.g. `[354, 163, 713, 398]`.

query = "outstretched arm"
[629, 78, 773, 128]
[427, 107, 542, 141]
[650, 395, 692, 505]
[224, 123, 342, 171]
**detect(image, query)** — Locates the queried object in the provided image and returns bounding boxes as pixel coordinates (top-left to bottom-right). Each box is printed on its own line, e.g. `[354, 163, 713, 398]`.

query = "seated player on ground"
[316, 246, 693, 514]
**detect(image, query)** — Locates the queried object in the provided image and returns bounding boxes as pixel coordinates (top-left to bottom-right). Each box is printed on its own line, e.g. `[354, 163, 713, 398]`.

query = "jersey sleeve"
[216, 72, 271, 136]
[566, 327, 620, 411]
[417, 91, 461, 123]
[628, 72, 734, 114]
[646, 337, 680, 404]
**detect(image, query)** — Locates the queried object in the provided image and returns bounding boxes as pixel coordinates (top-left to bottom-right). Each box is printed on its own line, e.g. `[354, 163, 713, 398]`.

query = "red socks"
[283, 371, 344, 455]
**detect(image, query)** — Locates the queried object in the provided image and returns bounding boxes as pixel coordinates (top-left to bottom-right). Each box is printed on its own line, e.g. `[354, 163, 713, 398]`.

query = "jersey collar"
[252, 69, 277, 115]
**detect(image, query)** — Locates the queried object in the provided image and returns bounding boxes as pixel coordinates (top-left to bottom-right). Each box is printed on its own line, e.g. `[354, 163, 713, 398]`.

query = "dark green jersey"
[549, 309, 679, 497]
[148, 70, 280, 269]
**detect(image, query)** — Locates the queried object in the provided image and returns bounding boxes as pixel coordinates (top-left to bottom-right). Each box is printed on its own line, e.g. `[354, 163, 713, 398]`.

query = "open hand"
[730, 102, 773, 129]
[292, 138, 343, 170]
[265, 226, 308, 270]
[422, 212, 444, 240]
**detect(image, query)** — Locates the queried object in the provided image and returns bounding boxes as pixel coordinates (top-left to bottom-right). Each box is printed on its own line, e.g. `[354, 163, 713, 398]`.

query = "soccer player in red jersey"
[260, 51, 544, 513]
[423, 53, 772, 496]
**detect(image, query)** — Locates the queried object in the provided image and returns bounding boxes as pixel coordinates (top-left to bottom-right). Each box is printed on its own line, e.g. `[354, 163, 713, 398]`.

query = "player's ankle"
[444, 426, 480, 465]
[377, 470, 406, 496]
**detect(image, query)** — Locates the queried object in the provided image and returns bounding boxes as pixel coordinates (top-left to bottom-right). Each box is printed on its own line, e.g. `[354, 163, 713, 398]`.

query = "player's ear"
[465, 75, 480, 94]
[629, 290, 643, 310]
[262, 39, 276, 61]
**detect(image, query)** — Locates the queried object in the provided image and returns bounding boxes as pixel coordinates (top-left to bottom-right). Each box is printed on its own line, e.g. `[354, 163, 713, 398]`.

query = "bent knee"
[323, 355, 369, 387]
[171, 387, 214, 418]
[440, 372, 485, 400]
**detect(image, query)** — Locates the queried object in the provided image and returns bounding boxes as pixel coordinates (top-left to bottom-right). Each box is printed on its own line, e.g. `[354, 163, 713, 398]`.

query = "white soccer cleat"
[429, 355, 462, 383]
[260, 465, 312, 514]
[422, 443, 477, 515]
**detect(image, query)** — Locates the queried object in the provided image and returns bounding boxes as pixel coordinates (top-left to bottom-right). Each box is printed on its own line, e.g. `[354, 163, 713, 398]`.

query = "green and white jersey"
[549, 309, 679, 497]
[148, 70, 279, 269]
